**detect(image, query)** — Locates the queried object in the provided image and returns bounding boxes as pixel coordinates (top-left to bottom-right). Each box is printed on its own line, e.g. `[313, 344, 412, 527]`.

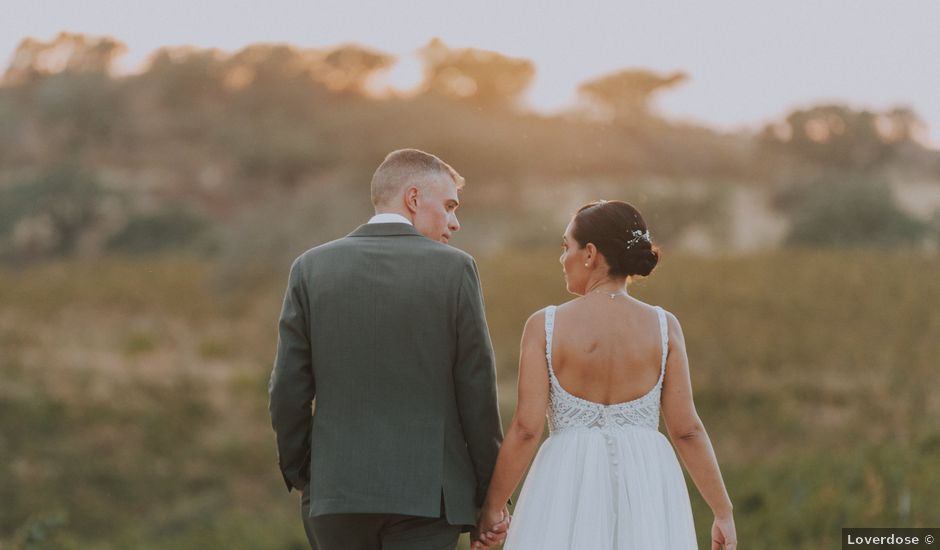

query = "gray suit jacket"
[268, 222, 504, 528]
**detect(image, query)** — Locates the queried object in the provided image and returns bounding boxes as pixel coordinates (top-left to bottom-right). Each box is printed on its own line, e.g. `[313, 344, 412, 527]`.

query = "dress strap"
[655, 306, 669, 385]
[544, 305, 557, 375]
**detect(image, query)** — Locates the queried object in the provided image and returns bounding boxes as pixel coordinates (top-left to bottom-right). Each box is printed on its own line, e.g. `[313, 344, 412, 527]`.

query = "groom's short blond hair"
[371, 149, 465, 208]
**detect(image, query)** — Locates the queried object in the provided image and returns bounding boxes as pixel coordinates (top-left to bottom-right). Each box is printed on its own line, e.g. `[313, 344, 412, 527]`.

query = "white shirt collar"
[368, 213, 413, 226]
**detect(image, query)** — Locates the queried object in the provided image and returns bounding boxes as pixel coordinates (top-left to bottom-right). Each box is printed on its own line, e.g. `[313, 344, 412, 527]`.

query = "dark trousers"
[301, 491, 462, 550]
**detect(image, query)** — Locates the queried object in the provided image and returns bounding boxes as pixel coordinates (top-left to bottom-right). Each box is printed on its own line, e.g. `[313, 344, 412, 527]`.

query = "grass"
[1, 249, 938, 548]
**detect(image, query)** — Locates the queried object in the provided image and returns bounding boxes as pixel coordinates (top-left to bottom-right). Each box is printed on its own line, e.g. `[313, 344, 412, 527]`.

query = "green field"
[1, 249, 938, 548]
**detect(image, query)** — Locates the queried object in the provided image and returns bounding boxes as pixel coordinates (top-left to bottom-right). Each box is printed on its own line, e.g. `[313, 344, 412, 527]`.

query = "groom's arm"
[268, 257, 316, 493]
[454, 257, 504, 506]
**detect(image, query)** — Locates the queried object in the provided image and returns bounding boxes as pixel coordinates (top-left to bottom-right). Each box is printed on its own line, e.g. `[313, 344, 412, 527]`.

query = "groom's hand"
[471, 506, 511, 549]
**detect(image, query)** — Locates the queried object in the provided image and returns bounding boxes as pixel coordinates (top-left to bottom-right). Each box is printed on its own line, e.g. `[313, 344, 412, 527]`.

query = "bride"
[474, 200, 737, 550]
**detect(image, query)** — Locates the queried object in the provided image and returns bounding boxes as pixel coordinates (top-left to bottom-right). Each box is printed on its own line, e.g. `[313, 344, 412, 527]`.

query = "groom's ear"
[405, 186, 419, 213]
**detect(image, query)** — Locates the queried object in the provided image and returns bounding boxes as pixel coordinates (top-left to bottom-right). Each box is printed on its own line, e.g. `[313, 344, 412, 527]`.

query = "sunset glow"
[4, 0, 940, 145]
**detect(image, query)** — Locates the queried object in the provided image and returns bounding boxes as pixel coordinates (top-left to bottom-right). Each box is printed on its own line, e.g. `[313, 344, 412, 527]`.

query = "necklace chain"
[587, 286, 628, 300]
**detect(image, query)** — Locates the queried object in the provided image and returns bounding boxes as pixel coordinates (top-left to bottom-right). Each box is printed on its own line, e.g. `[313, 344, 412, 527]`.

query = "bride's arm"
[479, 310, 551, 527]
[660, 311, 737, 547]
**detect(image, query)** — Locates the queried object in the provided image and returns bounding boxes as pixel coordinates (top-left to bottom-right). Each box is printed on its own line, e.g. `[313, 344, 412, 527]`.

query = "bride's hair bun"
[617, 248, 659, 277]
[572, 200, 660, 278]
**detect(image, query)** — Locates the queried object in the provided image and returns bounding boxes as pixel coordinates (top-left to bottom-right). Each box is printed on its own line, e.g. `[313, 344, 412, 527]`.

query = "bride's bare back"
[551, 295, 663, 405]
[478, 199, 735, 550]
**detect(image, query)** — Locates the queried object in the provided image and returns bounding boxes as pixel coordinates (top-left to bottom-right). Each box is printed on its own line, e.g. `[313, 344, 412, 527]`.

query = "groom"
[269, 149, 508, 549]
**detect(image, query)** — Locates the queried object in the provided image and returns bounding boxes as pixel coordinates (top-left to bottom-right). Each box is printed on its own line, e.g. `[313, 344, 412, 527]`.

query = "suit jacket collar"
[347, 222, 425, 238]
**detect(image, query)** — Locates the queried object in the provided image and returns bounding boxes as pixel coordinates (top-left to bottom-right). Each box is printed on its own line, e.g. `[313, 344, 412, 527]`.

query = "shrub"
[106, 208, 211, 255]
[782, 177, 927, 247]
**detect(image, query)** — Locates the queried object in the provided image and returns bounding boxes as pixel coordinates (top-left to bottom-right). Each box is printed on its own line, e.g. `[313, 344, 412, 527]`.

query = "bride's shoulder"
[525, 299, 574, 320]
[637, 301, 680, 325]
[553, 298, 582, 312]
[524, 306, 550, 325]
[521, 303, 563, 333]
[648, 303, 678, 324]
[649, 306, 684, 343]
[631, 298, 675, 318]
[516, 308, 551, 348]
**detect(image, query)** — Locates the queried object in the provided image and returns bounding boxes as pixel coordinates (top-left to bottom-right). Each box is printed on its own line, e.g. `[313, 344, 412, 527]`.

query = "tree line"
[0, 32, 938, 265]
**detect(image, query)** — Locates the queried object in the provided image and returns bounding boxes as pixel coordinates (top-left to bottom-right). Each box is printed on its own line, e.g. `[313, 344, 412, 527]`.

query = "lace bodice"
[545, 304, 669, 433]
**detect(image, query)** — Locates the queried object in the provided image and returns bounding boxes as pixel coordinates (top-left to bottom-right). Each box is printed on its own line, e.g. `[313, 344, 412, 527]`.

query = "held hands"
[711, 513, 737, 550]
[471, 505, 511, 549]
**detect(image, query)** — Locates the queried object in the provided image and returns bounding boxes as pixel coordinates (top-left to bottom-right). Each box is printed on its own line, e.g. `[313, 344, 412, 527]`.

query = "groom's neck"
[374, 209, 413, 222]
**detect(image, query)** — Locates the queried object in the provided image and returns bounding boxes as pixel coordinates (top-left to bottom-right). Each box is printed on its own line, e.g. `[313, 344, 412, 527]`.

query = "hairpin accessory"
[625, 229, 651, 248]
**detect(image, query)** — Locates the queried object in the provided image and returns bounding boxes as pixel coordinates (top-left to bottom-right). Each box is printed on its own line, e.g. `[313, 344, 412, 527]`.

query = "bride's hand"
[711, 514, 737, 550]
[471, 505, 510, 549]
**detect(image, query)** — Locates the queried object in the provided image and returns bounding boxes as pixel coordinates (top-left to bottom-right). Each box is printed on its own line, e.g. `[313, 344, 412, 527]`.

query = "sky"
[5, 1, 940, 146]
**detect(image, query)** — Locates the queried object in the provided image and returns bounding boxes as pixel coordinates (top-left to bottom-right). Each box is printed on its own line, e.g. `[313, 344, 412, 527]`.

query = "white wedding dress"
[503, 305, 698, 549]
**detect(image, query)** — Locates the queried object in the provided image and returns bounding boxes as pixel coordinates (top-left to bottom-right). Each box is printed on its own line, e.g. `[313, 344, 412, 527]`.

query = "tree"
[418, 38, 534, 108]
[3, 32, 126, 85]
[759, 104, 926, 171]
[0, 166, 119, 263]
[36, 72, 125, 148]
[316, 44, 394, 95]
[578, 69, 687, 121]
[783, 176, 927, 247]
[222, 44, 326, 117]
[144, 47, 228, 108]
[875, 107, 924, 144]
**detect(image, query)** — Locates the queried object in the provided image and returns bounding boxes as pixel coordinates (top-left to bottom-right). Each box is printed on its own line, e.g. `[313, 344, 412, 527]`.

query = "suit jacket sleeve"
[268, 257, 315, 492]
[454, 258, 504, 506]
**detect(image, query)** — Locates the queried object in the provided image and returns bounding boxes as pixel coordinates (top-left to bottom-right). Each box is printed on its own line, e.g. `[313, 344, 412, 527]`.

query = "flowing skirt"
[504, 425, 698, 550]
